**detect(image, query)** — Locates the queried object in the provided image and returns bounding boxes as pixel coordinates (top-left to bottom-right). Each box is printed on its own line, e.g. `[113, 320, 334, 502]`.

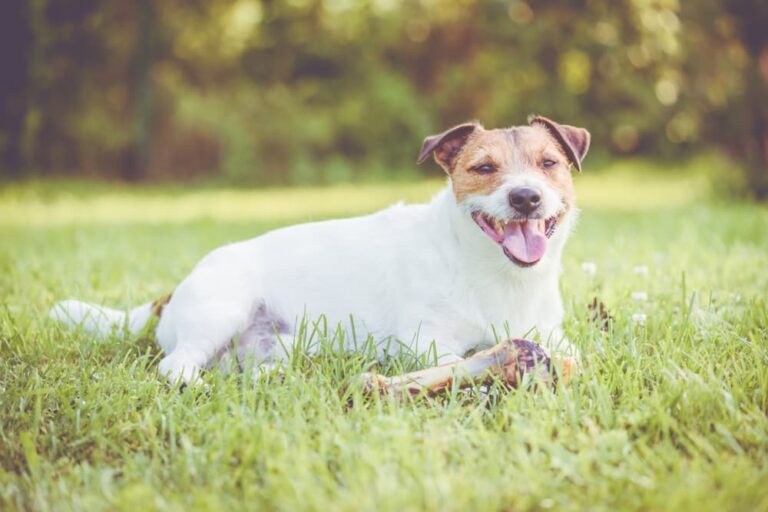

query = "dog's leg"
[158, 346, 211, 385]
[160, 311, 295, 385]
[398, 324, 466, 365]
[157, 275, 260, 385]
[240, 331, 296, 380]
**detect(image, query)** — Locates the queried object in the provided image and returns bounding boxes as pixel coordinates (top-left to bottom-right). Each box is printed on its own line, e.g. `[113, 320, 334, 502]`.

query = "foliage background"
[0, 0, 767, 192]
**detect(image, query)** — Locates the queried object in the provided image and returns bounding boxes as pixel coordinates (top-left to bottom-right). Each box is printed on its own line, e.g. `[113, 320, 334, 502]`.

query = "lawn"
[1, 160, 767, 511]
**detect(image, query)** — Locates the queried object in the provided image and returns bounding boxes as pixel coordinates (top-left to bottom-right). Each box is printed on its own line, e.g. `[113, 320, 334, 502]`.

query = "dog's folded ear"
[529, 116, 590, 171]
[417, 122, 480, 170]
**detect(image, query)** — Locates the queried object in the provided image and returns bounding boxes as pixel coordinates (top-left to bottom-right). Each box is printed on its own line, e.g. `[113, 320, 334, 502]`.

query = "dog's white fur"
[51, 130, 580, 384]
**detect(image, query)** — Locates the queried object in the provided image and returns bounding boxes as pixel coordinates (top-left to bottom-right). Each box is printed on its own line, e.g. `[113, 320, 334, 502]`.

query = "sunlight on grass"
[576, 163, 710, 210]
[1, 159, 711, 227]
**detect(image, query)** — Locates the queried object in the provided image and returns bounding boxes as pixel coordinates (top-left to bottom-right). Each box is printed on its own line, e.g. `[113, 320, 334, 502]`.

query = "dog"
[51, 116, 590, 385]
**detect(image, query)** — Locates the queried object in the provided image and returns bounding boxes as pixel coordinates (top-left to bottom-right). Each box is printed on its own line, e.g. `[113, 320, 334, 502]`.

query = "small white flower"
[581, 261, 597, 276]
[633, 265, 649, 276]
[631, 291, 648, 301]
[540, 498, 555, 509]
[631, 312, 647, 325]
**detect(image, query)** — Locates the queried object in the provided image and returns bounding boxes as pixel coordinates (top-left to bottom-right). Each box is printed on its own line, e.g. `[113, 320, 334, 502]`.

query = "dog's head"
[418, 116, 590, 267]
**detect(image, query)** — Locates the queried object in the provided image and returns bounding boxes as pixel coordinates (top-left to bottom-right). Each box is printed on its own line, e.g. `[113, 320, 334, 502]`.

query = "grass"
[1, 159, 767, 511]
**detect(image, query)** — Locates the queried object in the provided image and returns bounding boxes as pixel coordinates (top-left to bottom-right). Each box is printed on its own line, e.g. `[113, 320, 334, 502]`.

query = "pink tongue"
[501, 221, 547, 264]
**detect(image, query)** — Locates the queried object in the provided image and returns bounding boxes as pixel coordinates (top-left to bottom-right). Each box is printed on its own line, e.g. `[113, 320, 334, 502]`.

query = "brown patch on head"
[417, 118, 590, 208]
[443, 125, 577, 207]
[448, 129, 512, 203]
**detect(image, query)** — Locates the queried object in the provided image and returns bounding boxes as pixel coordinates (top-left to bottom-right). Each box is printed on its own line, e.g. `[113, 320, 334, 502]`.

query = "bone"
[352, 339, 566, 399]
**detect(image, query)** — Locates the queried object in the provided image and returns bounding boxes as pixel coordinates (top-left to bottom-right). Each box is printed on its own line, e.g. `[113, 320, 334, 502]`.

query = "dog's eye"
[541, 159, 557, 169]
[472, 164, 496, 174]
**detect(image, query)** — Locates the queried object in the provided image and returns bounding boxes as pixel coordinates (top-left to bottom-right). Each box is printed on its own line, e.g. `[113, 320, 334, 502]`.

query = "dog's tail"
[49, 293, 172, 336]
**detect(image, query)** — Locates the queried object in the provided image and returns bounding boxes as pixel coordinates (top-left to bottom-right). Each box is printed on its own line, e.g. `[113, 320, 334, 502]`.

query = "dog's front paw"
[158, 351, 205, 388]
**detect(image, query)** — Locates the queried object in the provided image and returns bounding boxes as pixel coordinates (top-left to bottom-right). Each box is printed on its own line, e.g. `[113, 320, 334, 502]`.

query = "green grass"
[1, 160, 768, 511]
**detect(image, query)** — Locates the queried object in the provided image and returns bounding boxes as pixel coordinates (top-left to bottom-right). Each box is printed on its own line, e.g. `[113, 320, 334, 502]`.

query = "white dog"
[51, 116, 590, 384]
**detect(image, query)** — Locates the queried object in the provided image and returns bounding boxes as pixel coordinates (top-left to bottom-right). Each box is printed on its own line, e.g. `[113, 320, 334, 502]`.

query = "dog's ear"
[417, 122, 480, 171]
[529, 116, 590, 172]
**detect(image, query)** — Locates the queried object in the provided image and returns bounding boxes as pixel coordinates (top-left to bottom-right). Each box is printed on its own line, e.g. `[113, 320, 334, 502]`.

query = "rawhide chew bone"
[353, 338, 566, 398]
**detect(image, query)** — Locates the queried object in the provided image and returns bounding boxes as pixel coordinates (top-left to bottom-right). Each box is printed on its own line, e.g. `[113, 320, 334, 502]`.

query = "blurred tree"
[0, 0, 765, 193]
[725, 0, 768, 198]
[131, 0, 155, 181]
[0, 0, 31, 178]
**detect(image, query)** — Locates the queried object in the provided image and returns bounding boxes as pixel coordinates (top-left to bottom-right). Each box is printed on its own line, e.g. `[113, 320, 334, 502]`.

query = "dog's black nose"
[509, 188, 542, 215]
